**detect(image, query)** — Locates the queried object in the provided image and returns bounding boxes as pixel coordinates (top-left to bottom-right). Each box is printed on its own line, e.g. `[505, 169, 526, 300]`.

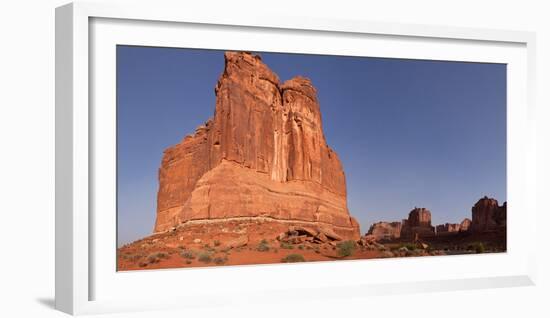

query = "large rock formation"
[154, 51, 360, 240]
[471, 196, 506, 233]
[367, 221, 402, 241]
[401, 207, 435, 239]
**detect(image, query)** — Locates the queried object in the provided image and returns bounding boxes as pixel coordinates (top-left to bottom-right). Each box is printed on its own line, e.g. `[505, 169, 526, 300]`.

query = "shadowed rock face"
[401, 208, 435, 239]
[154, 51, 360, 240]
[471, 196, 506, 232]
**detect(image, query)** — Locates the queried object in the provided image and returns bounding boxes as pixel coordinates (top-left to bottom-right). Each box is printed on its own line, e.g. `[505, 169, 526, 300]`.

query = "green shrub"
[213, 256, 227, 265]
[474, 242, 485, 254]
[155, 252, 169, 259]
[146, 255, 159, 264]
[146, 252, 169, 264]
[198, 252, 212, 263]
[180, 250, 195, 259]
[336, 240, 357, 257]
[281, 254, 306, 263]
[257, 240, 270, 252]
[401, 243, 417, 251]
[280, 242, 294, 249]
[122, 253, 144, 262]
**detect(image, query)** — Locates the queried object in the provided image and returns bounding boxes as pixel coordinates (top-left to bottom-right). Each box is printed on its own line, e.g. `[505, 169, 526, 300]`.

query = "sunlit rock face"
[154, 51, 360, 241]
[367, 221, 402, 240]
[436, 223, 461, 234]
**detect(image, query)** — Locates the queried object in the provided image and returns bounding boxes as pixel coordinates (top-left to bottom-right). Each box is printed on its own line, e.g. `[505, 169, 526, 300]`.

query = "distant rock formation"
[154, 51, 360, 240]
[401, 207, 435, 239]
[436, 218, 472, 234]
[364, 197, 504, 243]
[459, 218, 472, 232]
[367, 221, 402, 241]
[436, 223, 461, 234]
[471, 196, 506, 233]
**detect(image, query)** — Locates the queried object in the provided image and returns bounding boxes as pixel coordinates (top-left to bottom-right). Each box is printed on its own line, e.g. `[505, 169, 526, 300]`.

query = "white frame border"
[55, 1, 537, 315]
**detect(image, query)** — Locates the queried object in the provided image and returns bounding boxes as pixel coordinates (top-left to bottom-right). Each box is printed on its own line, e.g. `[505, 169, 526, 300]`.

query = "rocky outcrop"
[154, 51, 360, 241]
[401, 208, 435, 239]
[459, 218, 472, 232]
[471, 196, 506, 233]
[436, 223, 461, 234]
[367, 221, 402, 241]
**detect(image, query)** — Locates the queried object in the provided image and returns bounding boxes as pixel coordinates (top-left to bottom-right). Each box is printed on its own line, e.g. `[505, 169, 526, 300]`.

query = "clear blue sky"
[117, 45, 506, 246]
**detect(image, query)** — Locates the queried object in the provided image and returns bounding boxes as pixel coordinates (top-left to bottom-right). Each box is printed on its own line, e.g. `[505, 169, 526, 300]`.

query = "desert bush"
[336, 240, 357, 257]
[214, 240, 221, 247]
[147, 252, 169, 264]
[474, 242, 485, 254]
[121, 253, 144, 262]
[180, 250, 195, 259]
[257, 240, 270, 252]
[185, 260, 192, 265]
[280, 242, 294, 249]
[146, 255, 159, 264]
[213, 256, 227, 265]
[281, 254, 306, 263]
[198, 252, 212, 263]
[155, 252, 169, 259]
[298, 245, 305, 250]
[400, 243, 417, 251]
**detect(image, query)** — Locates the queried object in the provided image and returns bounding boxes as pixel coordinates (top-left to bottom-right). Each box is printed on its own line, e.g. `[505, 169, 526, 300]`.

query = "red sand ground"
[117, 219, 504, 271]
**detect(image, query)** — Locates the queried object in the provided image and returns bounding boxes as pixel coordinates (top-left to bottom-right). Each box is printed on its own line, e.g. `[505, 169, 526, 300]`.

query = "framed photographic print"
[55, 1, 537, 315]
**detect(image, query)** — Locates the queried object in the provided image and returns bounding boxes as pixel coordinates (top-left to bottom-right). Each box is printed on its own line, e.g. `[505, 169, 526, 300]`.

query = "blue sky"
[117, 46, 506, 246]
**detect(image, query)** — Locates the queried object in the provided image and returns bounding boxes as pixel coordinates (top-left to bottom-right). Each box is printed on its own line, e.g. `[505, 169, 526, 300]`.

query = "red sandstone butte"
[153, 51, 360, 240]
[367, 221, 402, 241]
[401, 207, 435, 239]
[471, 196, 506, 233]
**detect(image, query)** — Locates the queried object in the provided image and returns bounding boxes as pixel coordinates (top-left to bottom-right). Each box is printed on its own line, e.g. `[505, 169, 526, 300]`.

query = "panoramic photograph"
[116, 46, 506, 271]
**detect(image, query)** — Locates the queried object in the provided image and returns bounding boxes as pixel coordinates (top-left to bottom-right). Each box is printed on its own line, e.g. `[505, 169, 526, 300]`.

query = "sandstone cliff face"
[154, 51, 359, 240]
[471, 196, 506, 233]
[401, 208, 435, 239]
[367, 221, 402, 241]
[435, 223, 461, 234]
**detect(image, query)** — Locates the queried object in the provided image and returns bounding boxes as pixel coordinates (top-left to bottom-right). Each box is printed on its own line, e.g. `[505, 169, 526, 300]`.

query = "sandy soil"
[117, 219, 505, 271]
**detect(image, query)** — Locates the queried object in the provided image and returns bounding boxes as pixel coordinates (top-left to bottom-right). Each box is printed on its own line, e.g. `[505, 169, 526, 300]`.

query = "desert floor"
[117, 219, 505, 271]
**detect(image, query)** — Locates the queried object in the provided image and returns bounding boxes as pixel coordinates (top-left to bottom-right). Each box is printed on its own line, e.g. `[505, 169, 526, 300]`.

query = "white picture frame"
[55, 1, 537, 315]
